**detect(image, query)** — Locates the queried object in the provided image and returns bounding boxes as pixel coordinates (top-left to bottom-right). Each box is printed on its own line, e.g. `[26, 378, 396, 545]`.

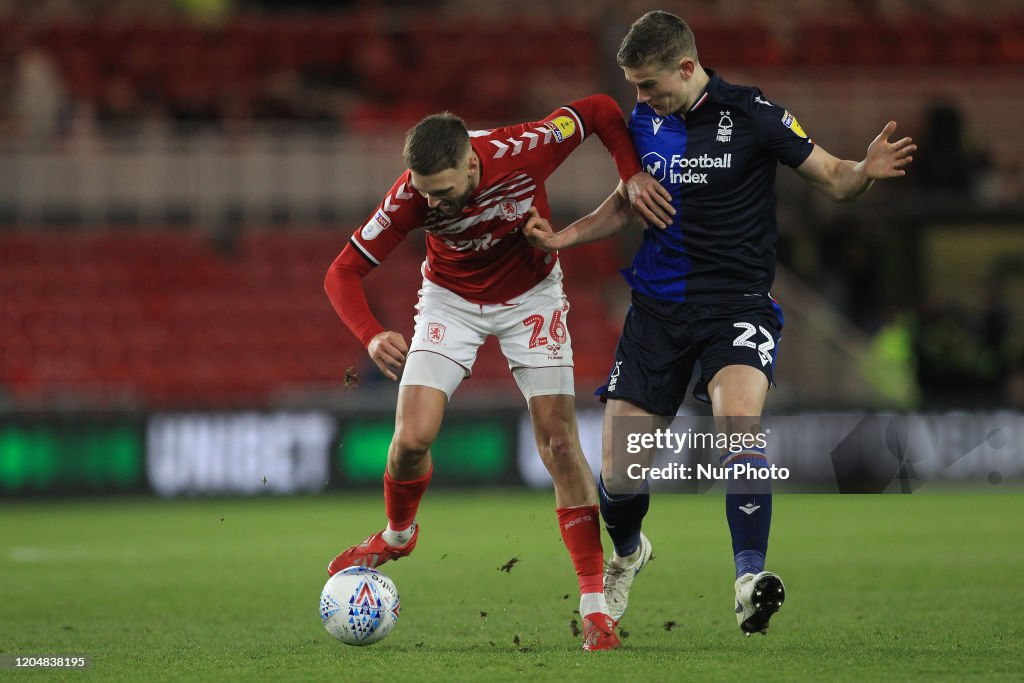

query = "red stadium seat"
[0, 230, 382, 409]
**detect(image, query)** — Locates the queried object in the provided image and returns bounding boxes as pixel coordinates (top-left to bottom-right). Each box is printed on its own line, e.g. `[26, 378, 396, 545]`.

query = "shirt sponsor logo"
[360, 210, 391, 240]
[781, 110, 807, 138]
[666, 153, 732, 185]
[442, 232, 501, 252]
[544, 115, 577, 143]
[425, 191, 534, 236]
[642, 151, 667, 182]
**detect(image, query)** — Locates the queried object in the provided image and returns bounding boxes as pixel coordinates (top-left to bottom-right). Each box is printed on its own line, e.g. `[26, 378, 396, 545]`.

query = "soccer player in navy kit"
[524, 10, 915, 637]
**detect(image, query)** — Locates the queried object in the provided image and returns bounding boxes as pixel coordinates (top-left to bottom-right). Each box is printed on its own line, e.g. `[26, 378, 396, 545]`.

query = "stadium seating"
[3, 5, 1019, 409]
[0, 230, 626, 408]
[4, 12, 1021, 128]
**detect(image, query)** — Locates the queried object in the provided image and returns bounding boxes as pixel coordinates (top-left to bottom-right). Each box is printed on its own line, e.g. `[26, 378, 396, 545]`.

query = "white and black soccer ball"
[320, 567, 400, 646]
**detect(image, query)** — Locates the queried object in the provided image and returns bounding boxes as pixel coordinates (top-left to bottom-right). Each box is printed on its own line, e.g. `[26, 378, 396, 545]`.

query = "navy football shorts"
[598, 291, 784, 416]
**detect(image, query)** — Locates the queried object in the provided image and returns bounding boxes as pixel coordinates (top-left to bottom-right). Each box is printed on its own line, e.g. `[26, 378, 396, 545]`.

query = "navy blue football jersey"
[624, 69, 814, 302]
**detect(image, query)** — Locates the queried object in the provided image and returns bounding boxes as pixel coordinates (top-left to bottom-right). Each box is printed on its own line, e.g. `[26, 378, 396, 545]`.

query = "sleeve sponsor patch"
[544, 115, 577, 143]
[780, 110, 807, 138]
[360, 209, 391, 240]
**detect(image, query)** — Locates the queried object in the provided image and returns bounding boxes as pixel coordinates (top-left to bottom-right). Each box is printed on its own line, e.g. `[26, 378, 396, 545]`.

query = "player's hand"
[522, 206, 561, 252]
[626, 171, 675, 229]
[861, 121, 916, 179]
[367, 331, 408, 381]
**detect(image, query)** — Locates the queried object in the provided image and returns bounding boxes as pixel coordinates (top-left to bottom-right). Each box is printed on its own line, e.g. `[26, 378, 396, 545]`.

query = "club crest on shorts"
[500, 200, 522, 222]
[427, 323, 446, 344]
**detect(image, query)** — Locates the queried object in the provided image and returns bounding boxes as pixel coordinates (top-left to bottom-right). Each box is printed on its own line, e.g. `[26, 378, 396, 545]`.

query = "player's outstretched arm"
[523, 182, 642, 252]
[797, 121, 916, 202]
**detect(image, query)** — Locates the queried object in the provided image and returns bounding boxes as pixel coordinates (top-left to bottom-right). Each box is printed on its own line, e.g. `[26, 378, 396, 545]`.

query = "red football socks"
[383, 466, 433, 530]
[556, 505, 604, 595]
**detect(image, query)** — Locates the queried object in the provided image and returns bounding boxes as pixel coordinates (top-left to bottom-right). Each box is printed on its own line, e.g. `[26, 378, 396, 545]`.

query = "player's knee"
[537, 432, 579, 480]
[391, 428, 433, 462]
[545, 433, 575, 460]
[716, 393, 763, 418]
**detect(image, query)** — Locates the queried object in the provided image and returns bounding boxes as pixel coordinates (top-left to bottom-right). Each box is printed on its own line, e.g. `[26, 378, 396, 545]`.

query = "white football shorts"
[400, 263, 575, 400]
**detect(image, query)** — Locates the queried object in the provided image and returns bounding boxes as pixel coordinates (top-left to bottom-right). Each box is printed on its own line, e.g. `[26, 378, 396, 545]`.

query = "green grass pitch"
[1, 492, 1021, 681]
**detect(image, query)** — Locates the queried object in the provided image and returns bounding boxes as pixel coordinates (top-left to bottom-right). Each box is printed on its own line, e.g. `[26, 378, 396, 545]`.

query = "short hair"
[402, 112, 470, 175]
[616, 10, 698, 70]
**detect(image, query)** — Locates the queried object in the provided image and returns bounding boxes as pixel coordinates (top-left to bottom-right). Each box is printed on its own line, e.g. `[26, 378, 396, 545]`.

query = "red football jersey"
[326, 94, 641, 346]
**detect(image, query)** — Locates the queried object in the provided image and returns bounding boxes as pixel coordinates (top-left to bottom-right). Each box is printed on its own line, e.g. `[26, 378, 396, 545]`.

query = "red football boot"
[581, 612, 621, 651]
[327, 526, 420, 576]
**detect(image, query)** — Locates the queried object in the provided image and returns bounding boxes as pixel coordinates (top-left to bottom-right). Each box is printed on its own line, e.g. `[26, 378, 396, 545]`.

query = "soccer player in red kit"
[323, 95, 673, 651]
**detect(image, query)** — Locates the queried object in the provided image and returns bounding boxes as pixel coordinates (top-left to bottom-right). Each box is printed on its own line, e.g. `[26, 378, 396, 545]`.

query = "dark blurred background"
[1, 0, 1022, 494]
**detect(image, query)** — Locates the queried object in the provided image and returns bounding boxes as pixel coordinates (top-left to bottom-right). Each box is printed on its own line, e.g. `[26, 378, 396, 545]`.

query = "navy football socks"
[722, 448, 772, 578]
[598, 475, 650, 558]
